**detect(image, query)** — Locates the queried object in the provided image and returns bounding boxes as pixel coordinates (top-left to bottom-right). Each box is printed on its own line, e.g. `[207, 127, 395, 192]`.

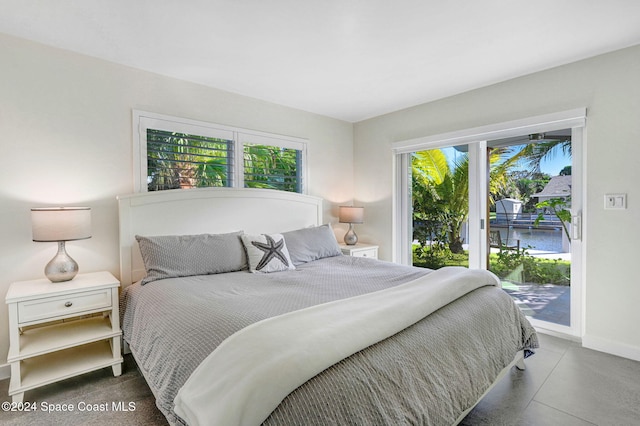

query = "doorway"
[393, 109, 585, 337]
[486, 131, 573, 327]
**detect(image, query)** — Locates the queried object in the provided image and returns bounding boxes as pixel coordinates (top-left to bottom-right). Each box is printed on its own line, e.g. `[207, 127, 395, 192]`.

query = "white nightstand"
[340, 243, 379, 259]
[5, 271, 123, 403]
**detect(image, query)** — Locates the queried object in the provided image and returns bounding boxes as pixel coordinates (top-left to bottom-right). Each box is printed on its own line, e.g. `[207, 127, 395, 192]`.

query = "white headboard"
[117, 187, 323, 286]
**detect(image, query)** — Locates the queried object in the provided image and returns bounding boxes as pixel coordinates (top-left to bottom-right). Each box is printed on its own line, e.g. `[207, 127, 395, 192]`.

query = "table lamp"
[31, 207, 92, 282]
[339, 206, 364, 245]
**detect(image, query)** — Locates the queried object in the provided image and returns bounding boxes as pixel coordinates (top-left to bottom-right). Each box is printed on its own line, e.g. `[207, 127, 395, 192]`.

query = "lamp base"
[45, 241, 79, 283]
[343, 223, 358, 245]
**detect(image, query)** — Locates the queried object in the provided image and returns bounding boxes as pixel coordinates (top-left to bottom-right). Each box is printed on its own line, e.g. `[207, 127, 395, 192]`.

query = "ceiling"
[2, 1, 640, 122]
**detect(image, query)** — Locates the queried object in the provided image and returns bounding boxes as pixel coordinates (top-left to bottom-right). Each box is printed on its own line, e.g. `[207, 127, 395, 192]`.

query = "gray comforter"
[121, 256, 538, 425]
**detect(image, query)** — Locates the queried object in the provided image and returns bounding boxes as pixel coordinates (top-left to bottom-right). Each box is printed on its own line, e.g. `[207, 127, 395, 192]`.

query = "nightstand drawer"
[351, 248, 378, 258]
[340, 244, 379, 259]
[18, 289, 112, 324]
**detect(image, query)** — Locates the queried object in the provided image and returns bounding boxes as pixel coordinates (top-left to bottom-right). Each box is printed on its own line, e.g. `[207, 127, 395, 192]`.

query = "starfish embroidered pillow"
[241, 234, 296, 273]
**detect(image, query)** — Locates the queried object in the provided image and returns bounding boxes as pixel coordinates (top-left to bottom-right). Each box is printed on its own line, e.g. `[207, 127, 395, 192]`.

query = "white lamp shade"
[339, 206, 364, 224]
[31, 207, 92, 242]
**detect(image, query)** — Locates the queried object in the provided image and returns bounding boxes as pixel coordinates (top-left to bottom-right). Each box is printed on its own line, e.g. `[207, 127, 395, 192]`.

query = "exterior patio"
[502, 281, 570, 326]
[497, 248, 571, 326]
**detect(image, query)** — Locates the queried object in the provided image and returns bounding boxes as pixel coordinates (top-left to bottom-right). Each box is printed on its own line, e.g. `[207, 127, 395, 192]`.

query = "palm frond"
[412, 150, 449, 185]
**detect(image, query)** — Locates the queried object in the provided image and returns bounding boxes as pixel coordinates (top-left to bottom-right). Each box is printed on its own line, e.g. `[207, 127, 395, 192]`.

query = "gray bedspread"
[121, 256, 538, 425]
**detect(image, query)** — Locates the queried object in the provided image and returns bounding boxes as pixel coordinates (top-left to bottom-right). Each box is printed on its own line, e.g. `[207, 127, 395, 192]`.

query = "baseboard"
[0, 363, 10, 381]
[582, 334, 640, 362]
[534, 326, 582, 343]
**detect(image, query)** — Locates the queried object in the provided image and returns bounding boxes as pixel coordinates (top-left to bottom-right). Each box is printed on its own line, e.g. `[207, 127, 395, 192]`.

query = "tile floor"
[461, 333, 640, 425]
[1, 333, 639, 425]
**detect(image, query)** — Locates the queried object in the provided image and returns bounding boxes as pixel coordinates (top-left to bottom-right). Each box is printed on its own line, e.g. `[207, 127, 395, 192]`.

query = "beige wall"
[354, 44, 640, 360]
[0, 33, 354, 368]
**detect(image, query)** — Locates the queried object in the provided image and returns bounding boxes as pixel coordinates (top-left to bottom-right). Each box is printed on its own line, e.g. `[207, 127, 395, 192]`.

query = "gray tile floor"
[1, 333, 639, 425]
[462, 333, 640, 425]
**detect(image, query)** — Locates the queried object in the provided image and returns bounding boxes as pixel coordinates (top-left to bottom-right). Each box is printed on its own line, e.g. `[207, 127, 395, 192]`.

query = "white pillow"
[241, 234, 295, 273]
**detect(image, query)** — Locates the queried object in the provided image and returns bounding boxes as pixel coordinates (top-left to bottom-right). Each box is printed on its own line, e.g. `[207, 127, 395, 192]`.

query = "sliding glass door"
[486, 131, 574, 328]
[393, 110, 584, 337]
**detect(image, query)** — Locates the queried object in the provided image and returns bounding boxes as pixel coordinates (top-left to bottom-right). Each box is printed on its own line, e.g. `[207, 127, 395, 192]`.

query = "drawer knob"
[64, 301, 73, 308]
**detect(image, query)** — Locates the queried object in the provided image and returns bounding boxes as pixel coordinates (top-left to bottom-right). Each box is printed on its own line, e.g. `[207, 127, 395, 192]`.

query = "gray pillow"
[282, 224, 342, 266]
[136, 231, 246, 284]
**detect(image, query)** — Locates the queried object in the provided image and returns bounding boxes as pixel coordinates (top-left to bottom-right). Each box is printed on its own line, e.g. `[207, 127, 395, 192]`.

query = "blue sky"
[440, 145, 572, 177]
[539, 152, 572, 176]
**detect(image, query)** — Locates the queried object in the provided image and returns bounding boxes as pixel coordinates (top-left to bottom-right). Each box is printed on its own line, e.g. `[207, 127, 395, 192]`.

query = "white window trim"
[392, 108, 586, 155]
[132, 110, 308, 193]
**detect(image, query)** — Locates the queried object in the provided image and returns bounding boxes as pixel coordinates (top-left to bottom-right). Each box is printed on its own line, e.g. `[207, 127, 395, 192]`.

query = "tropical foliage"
[412, 149, 468, 254]
[512, 171, 551, 212]
[412, 139, 571, 269]
[535, 197, 572, 240]
[146, 130, 300, 192]
[147, 130, 230, 190]
[488, 249, 570, 285]
[412, 146, 520, 254]
[243, 144, 301, 192]
[412, 245, 570, 285]
[513, 139, 571, 173]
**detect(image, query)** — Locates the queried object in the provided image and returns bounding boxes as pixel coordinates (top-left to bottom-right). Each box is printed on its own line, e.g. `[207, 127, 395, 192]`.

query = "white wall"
[0, 33, 354, 368]
[354, 44, 640, 360]
[3, 31, 638, 373]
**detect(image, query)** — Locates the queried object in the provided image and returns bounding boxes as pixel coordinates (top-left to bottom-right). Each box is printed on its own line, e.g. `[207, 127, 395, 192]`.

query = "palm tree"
[243, 144, 300, 192]
[412, 138, 571, 256]
[510, 139, 571, 175]
[147, 131, 230, 191]
[412, 147, 524, 254]
[412, 149, 468, 253]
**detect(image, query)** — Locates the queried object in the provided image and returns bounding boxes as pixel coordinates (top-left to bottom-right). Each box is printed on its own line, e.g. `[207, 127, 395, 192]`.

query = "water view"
[493, 227, 564, 253]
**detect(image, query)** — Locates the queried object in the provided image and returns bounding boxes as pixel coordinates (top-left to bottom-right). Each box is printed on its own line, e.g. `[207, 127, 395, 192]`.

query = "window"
[146, 129, 233, 191]
[134, 111, 307, 193]
[239, 132, 304, 193]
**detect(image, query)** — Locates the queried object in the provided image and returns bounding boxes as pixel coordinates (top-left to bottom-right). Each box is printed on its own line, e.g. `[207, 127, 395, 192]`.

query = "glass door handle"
[571, 214, 581, 241]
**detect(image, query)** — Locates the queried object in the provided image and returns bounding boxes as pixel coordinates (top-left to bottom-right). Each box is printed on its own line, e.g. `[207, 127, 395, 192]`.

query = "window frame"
[133, 110, 308, 194]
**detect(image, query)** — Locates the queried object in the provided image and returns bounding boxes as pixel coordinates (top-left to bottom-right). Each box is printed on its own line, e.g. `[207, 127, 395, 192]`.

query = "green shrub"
[412, 243, 468, 269]
[413, 244, 570, 285]
[522, 256, 570, 285]
[490, 249, 570, 286]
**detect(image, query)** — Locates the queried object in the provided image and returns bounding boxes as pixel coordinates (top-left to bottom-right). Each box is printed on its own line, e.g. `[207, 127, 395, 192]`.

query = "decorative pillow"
[240, 234, 295, 273]
[282, 224, 343, 265]
[136, 231, 246, 284]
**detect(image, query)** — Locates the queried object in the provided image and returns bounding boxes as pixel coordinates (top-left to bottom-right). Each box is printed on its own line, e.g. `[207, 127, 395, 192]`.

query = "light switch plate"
[604, 193, 626, 209]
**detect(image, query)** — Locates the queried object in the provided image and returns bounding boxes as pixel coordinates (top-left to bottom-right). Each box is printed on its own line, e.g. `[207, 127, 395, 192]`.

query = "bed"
[117, 187, 538, 425]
